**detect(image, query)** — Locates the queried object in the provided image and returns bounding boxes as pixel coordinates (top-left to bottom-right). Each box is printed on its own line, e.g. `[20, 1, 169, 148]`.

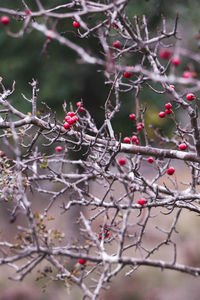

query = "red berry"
[71, 116, 78, 123]
[65, 115, 71, 122]
[25, 9, 31, 15]
[158, 111, 165, 118]
[46, 30, 54, 40]
[129, 114, 136, 120]
[123, 137, 131, 143]
[78, 259, 86, 265]
[99, 232, 110, 240]
[73, 21, 80, 28]
[77, 101, 83, 112]
[64, 122, 71, 130]
[182, 71, 193, 79]
[165, 109, 172, 115]
[105, 232, 109, 238]
[179, 143, 187, 150]
[124, 72, 132, 78]
[135, 139, 139, 145]
[165, 103, 172, 109]
[118, 158, 126, 165]
[137, 198, 146, 206]
[112, 23, 118, 29]
[186, 93, 195, 101]
[137, 122, 143, 130]
[113, 40, 121, 48]
[99, 226, 110, 240]
[159, 49, 172, 59]
[56, 146, 62, 152]
[171, 58, 180, 66]
[67, 117, 75, 124]
[1, 16, 10, 25]
[67, 111, 75, 117]
[170, 85, 175, 89]
[78, 107, 83, 112]
[131, 135, 137, 142]
[147, 157, 154, 163]
[76, 101, 82, 107]
[167, 167, 175, 175]
[99, 230, 110, 240]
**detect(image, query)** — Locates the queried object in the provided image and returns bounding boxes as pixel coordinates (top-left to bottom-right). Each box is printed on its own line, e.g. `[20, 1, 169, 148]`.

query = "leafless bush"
[0, 1, 200, 299]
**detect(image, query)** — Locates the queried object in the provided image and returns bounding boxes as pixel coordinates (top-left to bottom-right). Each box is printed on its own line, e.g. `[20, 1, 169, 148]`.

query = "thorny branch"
[0, 1, 200, 299]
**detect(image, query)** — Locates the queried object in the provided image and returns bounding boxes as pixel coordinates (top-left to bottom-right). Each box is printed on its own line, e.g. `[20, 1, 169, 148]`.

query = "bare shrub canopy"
[0, 1, 200, 299]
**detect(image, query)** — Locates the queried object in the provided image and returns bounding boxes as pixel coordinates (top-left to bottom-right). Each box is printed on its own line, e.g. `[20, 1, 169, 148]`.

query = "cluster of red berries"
[76, 101, 83, 112]
[159, 49, 172, 60]
[118, 156, 160, 166]
[131, 135, 139, 144]
[182, 71, 196, 79]
[99, 225, 110, 240]
[1, 16, 81, 31]
[63, 102, 83, 130]
[123, 135, 139, 145]
[159, 49, 180, 66]
[159, 50, 197, 74]
[63, 111, 78, 130]
[137, 122, 143, 131]
[122, 118, 143, 148]
[105, 22, 118, 29]
[129, 114, 143, 129]
[158, 102, 172, 118]
[78, 228, 110, 264]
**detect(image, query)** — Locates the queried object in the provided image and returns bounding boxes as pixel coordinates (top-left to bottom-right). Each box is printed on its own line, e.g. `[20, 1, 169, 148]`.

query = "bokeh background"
[1, 0, 200, 299]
